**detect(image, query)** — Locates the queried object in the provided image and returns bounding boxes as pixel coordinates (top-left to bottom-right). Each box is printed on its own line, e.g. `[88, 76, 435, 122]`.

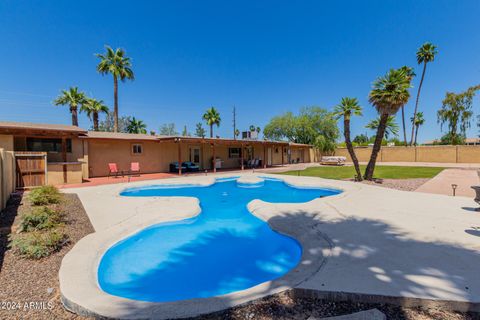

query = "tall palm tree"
[410, 42, 437, 145]
[203, 107, 221, 138]
[410, 111, 425, 145]
[333, 97, 363, 181]
[364, 68, 412, 180]
[96, 46, 134, 132]
[127, 117, 147, 134]
[81, 98, 109, 131]
[53, 87, 87, 126]
[399, 66, 416, 146]
[365, 115, 399, 140]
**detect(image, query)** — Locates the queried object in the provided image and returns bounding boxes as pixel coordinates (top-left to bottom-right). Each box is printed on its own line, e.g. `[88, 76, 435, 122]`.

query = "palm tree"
[203, 107, 221, 138]
[365, 115, 399, 140]
[364, 68, 412, 180]
[399, 66, 416, 146]
[234, 129, 240, 139]
[127, 117, 147, 134]
[81, 98, 109, 131]
[249, 125, 256, 132]
[96, 46, 134, 132]
[333, 97, 363, 181]
[53, 87, 87, 126]
[410, 42, 437, 145]
[410, 112, 425, 145]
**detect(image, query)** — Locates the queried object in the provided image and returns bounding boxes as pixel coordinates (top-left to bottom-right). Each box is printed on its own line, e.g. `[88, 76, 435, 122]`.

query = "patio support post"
[212, 143, 216, 173]
[177, 139, 182, 175]
[61, 137, 67, 183]
[241, 143, 244, 170]
[281, 146, 284, 166]
[263, 143, 267, 168]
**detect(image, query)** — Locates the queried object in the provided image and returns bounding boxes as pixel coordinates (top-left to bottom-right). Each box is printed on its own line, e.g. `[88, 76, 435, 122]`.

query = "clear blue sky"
[0, 0, 479, 142]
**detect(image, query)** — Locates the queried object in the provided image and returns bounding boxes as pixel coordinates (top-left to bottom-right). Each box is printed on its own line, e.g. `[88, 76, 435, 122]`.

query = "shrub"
[10, 230, 68, 259]
[20, 206, 64, 232]
[28, 185, 61, 206]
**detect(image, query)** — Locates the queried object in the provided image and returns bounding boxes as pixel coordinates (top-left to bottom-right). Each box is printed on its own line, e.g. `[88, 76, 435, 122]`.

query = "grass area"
[279, 165, 445, 180]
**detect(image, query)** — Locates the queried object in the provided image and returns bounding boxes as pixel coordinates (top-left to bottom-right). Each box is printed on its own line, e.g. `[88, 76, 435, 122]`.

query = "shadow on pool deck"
[77, 210, 480, 319]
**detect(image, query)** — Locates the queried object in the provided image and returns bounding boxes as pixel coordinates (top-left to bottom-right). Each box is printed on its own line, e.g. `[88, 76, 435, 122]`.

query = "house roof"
[0, 121, 87, 135]
[85, 131, 163, 141]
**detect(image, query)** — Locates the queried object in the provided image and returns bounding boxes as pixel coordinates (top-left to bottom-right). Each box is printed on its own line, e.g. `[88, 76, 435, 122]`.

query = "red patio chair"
[108, 163, 121, 178]
[130, 162, 140, 176]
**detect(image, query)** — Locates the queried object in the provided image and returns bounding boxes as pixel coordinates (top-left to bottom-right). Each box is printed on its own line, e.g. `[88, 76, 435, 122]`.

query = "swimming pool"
[98, 177, 340, 302]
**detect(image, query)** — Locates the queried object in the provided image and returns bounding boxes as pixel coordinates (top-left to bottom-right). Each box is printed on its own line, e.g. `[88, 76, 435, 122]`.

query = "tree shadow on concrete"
[199, 210, 480, 319]
[0, 192, 23, 273]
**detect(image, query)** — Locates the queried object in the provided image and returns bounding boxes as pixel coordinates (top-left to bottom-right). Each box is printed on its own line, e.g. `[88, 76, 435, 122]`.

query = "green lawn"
[278, 165, 444, 180]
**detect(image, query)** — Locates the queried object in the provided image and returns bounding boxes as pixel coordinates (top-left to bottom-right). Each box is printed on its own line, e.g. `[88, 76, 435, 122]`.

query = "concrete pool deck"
[60, 173, 480, 319]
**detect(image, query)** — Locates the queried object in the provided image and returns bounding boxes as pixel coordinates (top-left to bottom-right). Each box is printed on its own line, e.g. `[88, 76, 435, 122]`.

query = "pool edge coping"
[59, 174, 350, 319]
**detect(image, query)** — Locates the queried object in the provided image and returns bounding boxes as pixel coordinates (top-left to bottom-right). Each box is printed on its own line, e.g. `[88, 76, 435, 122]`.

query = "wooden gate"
[15, 152, 47, 188]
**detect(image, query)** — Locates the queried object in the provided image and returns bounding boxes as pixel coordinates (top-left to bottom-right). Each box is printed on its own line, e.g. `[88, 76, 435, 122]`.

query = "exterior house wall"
[0, 135, 14, 150]
[88, 139, 166, 177]
[0, 148, 15, 210]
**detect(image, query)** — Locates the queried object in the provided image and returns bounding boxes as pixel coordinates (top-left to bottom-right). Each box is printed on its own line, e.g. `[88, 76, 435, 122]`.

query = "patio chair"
[184, 162, 200, 172]
[252, 159, 259, 168]
[130, 162, 140, 176]
[108, 163, 121, 178]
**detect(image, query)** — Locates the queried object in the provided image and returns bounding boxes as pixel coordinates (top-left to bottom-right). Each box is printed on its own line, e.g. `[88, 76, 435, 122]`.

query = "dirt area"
[0, 192, 94, 320]
[198, 291, 480, 320]
[359, 178, 430, 192]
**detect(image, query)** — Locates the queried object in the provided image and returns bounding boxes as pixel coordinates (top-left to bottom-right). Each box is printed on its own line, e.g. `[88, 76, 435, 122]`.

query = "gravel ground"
[357, 178, 430, 191]
[197, 291, 480, 320]
[0, 192, 94, 320]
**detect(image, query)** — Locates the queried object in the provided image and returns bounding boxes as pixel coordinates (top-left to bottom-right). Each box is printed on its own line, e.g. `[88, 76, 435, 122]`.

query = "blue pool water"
[98, 178, 340, 302]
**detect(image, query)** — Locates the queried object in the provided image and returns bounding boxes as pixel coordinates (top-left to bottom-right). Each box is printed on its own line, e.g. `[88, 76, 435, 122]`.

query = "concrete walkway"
[415, 168, 479, 197]
[355, 161, 480, 168]
[60, 173, 480, 319]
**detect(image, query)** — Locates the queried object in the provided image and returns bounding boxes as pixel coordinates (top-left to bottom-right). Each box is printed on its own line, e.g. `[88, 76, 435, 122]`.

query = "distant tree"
[263, 107, 339, 145]
[182, 125, 190, 137]
[96, 46, 134, 132]
[410, 42, 438, 145]
[195, 123, 206, 138]
[256, 126, 261, 136]
[314, 135, 336, 154]
[365, 115, 399, 140]
[333, 97, 363, 181]
[399, 66, 416, 146]
[364, 68, 412, 180]
[98, 112, 131, 133]
[150, 130, 156, 136]
[159, 123, 178, 136]
[353, 133, 369, 145]
[203, 107, 221, 138]
[80, 98, 109, 131]
[53, 87, 87, 126]
[234, 129, 240, 139]
[437, 85, 480, 145]
[438, 132, 465, 145]
[249, 125, 256, 132]
[410, 111, 425, 145]
[126, 117, 147, 134]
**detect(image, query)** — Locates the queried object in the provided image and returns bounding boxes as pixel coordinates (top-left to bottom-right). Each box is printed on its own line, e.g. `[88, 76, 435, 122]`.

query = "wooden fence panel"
[14, 152, 47, 188]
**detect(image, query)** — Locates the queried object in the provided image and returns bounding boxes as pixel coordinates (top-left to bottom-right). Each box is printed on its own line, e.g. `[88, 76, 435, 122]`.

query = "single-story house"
[0, 121, 317, 187]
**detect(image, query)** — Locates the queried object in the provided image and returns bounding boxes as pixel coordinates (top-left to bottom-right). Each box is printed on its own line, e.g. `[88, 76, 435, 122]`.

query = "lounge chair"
[321, 156, 346, 166]
[183, 162, 200, 172]
[130, 162, 140, 176]
[108, 163, 121, 178]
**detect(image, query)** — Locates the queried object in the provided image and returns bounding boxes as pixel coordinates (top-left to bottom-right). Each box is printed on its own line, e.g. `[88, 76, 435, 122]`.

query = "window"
[132, 144, 143, 155]
[26, 138, 72, 153]
[228, 147, 242, 158]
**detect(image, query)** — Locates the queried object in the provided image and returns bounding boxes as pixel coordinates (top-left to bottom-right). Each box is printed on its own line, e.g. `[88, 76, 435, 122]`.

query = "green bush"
[10, 230, 68, 259]
[20, 206, 64, 232]
[28, 185, 61, 206]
